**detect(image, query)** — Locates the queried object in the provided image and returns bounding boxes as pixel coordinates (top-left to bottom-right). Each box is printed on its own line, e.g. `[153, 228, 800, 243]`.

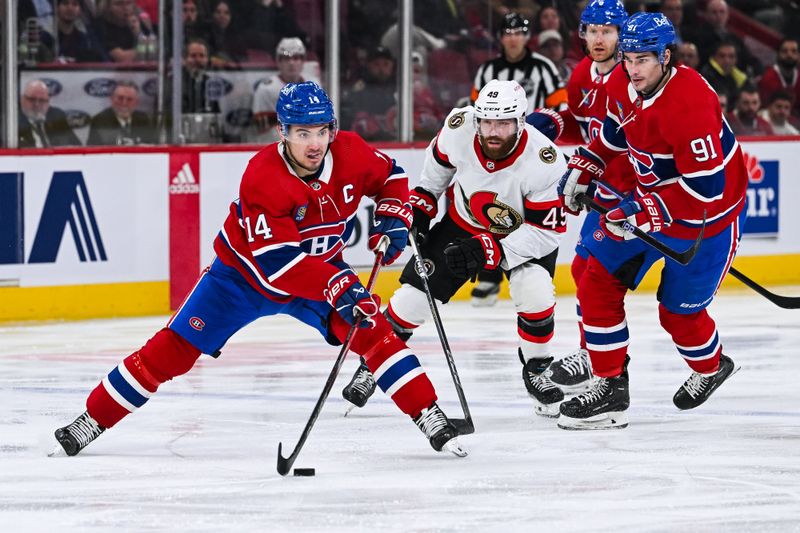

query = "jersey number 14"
[243, 213, 273, 241]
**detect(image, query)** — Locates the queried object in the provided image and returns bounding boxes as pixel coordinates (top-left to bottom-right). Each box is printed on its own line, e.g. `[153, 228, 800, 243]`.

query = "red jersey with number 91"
[587, 64, 748, 239]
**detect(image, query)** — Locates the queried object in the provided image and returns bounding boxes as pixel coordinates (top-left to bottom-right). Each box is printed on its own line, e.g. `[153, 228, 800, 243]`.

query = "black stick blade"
[451, 418, 475, 435]
[277, 442, 292, 476]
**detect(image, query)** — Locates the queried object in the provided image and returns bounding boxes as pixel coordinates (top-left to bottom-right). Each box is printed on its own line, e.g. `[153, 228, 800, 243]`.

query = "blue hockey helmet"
[618, 12, 676, 64]
[276, 81, 337, 135]
[579, 0, 628, 37]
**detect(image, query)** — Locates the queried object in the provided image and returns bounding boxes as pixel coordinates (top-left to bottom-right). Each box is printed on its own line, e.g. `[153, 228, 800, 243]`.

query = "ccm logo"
[189, 317, 205, 331]
[409, 195, 436, 215]
[478, 234, 498, 266]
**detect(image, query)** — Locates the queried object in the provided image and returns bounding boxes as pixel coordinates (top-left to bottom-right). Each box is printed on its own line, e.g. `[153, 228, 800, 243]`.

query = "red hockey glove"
[368, 200, 413, 265]
[558, 147, 605, 215]
[408, 187, 438, 244]
[443, 233, 503, 281]
[601, 193, 671, 241]
[324, 271, 379, 328]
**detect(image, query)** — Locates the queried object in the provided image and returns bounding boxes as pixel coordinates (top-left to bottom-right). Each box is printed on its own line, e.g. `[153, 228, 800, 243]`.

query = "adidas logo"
[169, 163, 200, 194]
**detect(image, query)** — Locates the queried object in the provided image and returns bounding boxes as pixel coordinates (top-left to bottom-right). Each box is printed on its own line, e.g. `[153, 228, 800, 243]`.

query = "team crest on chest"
[459, 186, 522, 234]
[539, 146, 557, 164]
[448, 111, 467, 129]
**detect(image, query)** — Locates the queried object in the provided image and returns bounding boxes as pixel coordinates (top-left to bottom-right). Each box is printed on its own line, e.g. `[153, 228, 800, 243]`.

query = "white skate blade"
[343, 402, 358, 417]
[48, 443, 67, 457]
[557, 411, 629, 430]
[470, 294, 498, 308]
[441, 437, 468, 457]
[532, 399, 561, 418]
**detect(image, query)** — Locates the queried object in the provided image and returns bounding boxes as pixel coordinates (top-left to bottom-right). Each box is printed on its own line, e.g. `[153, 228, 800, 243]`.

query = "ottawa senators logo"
[448, 111, 467, 129]
[539, 146, 557, 164]
[458, 185, 522, 234]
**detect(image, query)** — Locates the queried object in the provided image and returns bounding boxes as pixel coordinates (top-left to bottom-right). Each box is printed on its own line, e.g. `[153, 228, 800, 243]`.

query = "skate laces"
[68, 413, 103, 447]
[531, 372, 558, 392]
[561, 350, 590, 376]
[350, 367, 375, 396]
[576, 378, 609, 405]
[415, 404, 449, 438]
[683, 371, 714, 399]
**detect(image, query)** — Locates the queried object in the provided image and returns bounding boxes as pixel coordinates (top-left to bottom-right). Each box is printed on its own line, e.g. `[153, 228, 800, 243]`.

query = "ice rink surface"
[2, 288, 800, 532]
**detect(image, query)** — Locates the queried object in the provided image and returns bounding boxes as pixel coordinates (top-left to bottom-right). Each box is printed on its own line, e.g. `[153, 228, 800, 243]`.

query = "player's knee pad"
[571, 254, 588, 287]
[328, 308, 396, 356]
[387, 284, 429, 328]
[138, 328, 202, 383]
[577, 257, 627, 319]
[508, 262, 555, 314]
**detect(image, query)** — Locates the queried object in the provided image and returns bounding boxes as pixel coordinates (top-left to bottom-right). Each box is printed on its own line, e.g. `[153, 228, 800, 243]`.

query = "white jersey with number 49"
[419, 106, 568, 270]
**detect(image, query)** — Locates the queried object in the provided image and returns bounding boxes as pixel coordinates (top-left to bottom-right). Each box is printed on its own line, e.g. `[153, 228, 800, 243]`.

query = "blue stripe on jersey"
[375, 353, 422, 392]
[254, 244, 306, 279]
[600, 114, 628, 151]
[677, 331, 720, 360]
[218, 231, 290, 298]
[584, 324, 629, 348]
[389, 160, 407, 178]
[682, 168, 726, 200]
[108, 366, 149, 408]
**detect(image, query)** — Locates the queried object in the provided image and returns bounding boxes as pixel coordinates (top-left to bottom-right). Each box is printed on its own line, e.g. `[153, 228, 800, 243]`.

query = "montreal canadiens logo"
[593, 229, 605, 241]
[189, 317, 205, 331]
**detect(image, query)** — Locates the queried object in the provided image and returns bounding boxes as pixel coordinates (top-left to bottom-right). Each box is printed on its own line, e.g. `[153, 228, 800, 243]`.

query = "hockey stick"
[408, 231, 474, 436]
[727, 267, 800, 309]
[588, 180, 800, 308]
[276, 236, 389, 476]
[575, 192, 704, 266]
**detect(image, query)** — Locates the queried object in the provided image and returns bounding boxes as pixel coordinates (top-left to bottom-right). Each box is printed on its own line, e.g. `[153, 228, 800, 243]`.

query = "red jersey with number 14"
[213, 131, 409, 303]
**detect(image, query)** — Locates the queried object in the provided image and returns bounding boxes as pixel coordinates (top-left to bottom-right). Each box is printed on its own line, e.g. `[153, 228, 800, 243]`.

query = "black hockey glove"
[443, 233, 503, 281]
[408, 187, 438, 244]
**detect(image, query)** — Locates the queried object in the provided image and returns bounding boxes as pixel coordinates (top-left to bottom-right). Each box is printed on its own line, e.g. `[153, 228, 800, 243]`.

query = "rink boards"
[0, 139, 798, 321]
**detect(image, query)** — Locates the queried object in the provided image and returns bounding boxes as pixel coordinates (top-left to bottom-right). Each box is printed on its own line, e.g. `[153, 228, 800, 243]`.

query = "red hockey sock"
[659, 305, 721, 374]
[571, 254, 588, 349]
[86, 328, 201, 428]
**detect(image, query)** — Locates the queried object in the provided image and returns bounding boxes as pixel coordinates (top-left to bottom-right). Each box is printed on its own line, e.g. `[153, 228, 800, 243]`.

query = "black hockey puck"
[293, 468, 316, 476]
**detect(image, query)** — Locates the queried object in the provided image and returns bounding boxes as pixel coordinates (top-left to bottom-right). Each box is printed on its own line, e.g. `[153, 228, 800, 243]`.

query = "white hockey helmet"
[473, 79, 528, 142]
[276, 37, 306, 58]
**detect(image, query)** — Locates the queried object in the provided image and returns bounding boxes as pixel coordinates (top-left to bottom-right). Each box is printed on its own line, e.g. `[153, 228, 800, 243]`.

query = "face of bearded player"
[477, 117, 518, 160]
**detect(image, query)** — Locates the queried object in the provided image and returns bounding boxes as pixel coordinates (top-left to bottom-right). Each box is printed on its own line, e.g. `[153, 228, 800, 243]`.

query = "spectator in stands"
[87, 80, 155, 145]
[19, 0, 55, 34]
[727, 85, 773, 136]
[40, 0, 108, 63]
[685, 0, 760, 76]
[18, 79, 81, 148]
[341, 46, 398, 141]
[207, 0, 247, 67]
[472, 12, 566, 114]
[244, 0, 306, 56]
[760, 91, 800, 135]
[96, 0, 137, 62]
[410, 50, 446, 140]
[678, 41, 700, 70]
[758, 39, 800, 118]
[251, 37, 312, 143]
[700, 40, 748, 110]
[660, 0, 684, 44]
[182, 0, 206, 43]
[536, 28, 571, 81]
[182, 38, 222, 114]
[717, 92, 729, 113]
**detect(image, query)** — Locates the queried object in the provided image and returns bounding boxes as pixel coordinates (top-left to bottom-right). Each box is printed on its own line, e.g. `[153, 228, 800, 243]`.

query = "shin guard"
[659, 305, 721, 374]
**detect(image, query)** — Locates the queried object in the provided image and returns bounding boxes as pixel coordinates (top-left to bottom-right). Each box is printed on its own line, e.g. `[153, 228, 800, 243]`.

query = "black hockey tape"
[293, 468, 316, 476]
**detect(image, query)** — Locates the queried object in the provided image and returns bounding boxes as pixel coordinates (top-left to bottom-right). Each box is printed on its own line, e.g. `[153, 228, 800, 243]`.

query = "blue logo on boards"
[84, 78, 117, 97]
[41, 78, 63, 96]
[0, 171, 107, 264]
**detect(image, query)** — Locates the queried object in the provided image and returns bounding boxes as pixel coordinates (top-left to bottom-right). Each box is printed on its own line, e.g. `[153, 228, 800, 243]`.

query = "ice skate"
[519, 351, 564, 417]
[673, 354, 738, 410]
[342, 358, 376, 415]
[557, 370, 630, 430]
[470, 281, 500, 307]
[414, 402, 468, 457]
[50, 411, 105, 456]
[548, 348, 593, 393]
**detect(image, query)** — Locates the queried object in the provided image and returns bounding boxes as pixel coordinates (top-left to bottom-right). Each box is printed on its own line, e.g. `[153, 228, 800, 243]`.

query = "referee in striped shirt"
[469, 12, 568, 306]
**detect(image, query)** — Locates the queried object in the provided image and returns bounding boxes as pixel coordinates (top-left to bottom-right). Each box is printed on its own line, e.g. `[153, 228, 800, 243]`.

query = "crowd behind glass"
[10, 0, 800, 149]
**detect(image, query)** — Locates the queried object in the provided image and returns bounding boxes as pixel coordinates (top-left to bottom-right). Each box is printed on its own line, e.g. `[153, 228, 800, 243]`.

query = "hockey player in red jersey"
[557, 13, 745, 429]
[547, 0, 638, 393]
[52, 82, 467, 458]
[342, 80, 570, 417]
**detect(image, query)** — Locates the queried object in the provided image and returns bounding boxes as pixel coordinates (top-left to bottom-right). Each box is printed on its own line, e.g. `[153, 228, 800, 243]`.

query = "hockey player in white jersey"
[343, 80, 569, 417]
